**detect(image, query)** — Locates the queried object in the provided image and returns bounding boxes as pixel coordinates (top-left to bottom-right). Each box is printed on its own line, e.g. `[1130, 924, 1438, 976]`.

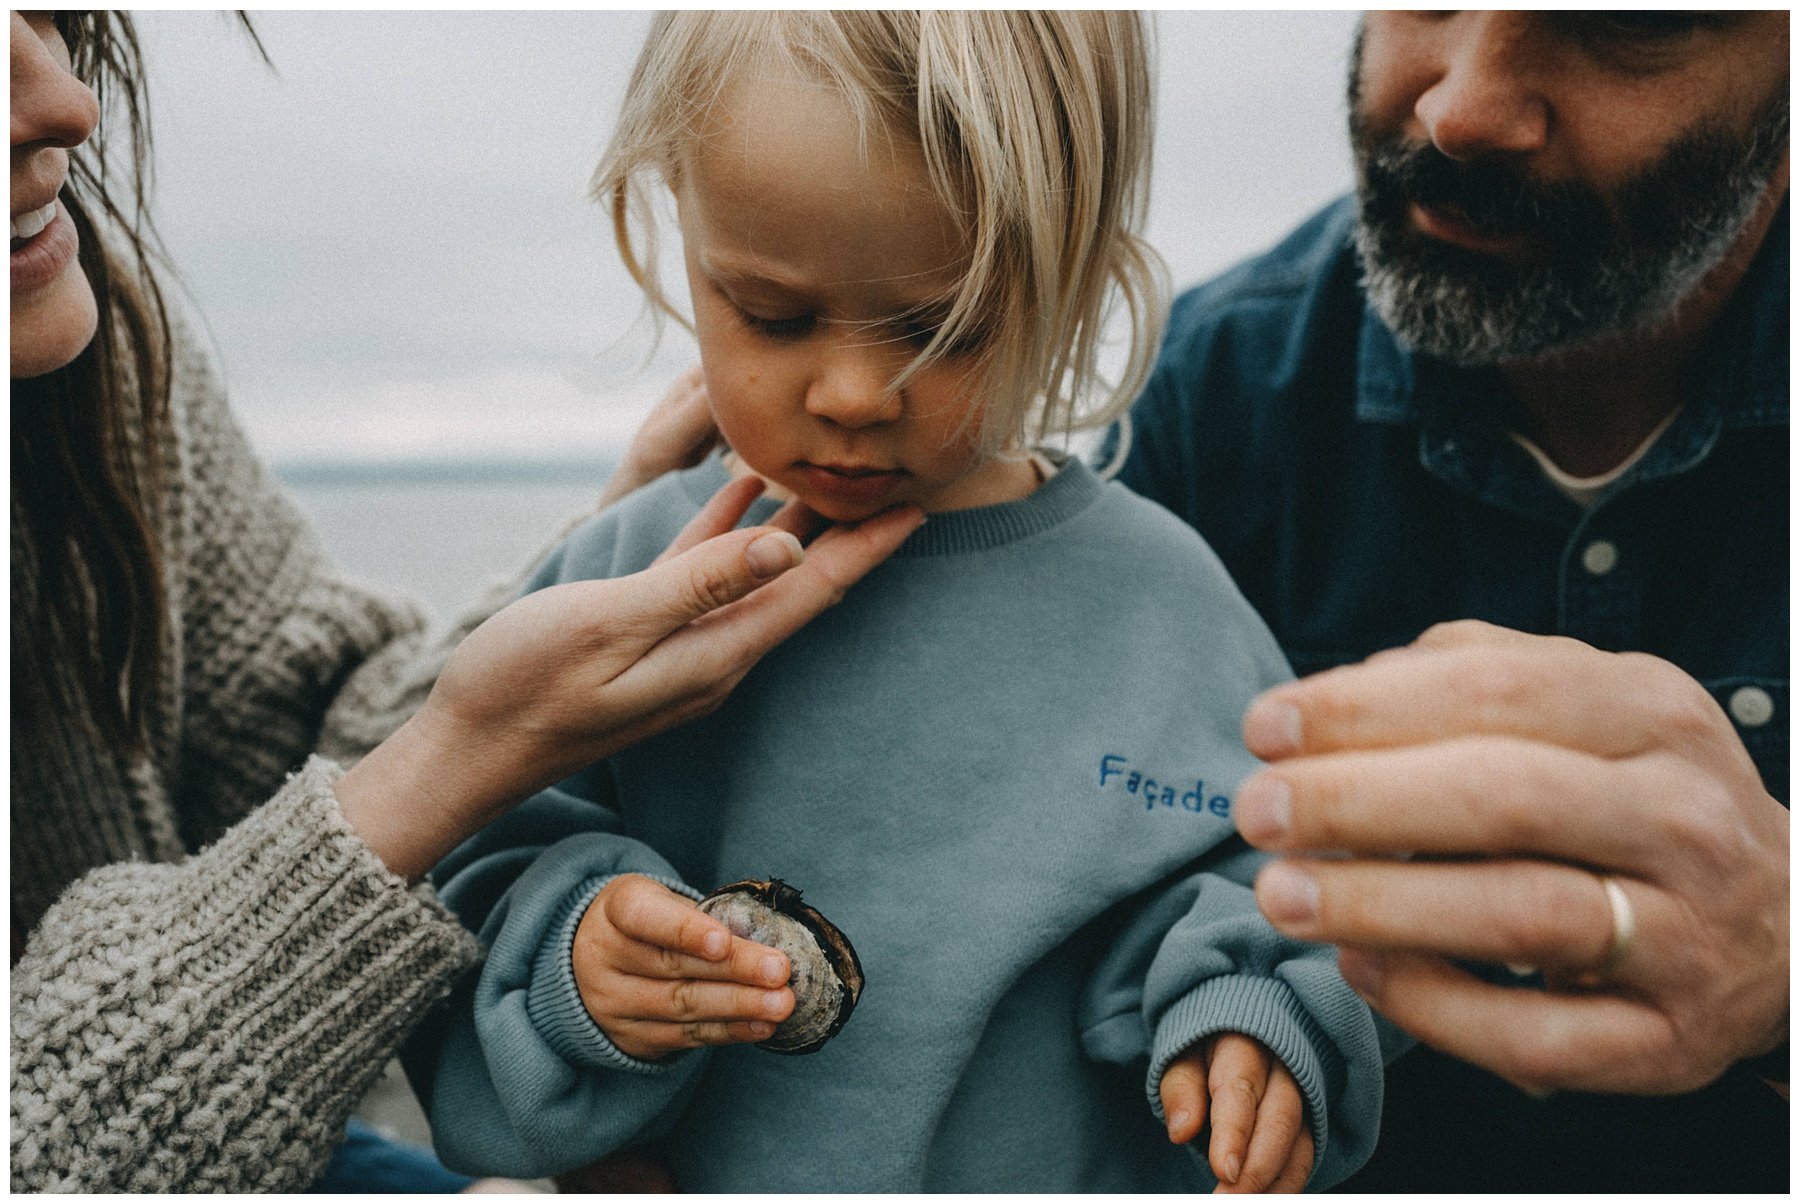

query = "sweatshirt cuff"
[525, 873, 704, 1075]
[1147, 974, 1340, 1180]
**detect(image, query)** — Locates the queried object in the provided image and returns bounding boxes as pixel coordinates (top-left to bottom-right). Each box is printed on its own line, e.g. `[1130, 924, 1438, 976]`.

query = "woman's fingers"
[652, 474, 769, 565]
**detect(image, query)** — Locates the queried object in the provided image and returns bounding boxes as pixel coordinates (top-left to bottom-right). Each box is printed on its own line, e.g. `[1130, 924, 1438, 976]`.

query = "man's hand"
[1234, 620, 1788, 1096]
[572, 874, 795, 1060]
[1159, 1033, 1314, 1192]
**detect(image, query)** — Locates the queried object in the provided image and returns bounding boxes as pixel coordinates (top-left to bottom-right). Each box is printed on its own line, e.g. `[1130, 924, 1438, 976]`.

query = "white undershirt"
[1508, 408, 1682, 510]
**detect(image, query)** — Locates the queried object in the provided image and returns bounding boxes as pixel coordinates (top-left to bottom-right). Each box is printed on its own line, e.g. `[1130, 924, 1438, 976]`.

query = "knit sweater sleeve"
[1076, 841, 1385, 1191]
[9, 757, 481, 1192]
[405, 780, 712, 1180]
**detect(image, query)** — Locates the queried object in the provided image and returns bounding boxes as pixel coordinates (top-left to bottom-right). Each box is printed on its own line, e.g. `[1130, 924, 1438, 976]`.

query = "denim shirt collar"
[1353, 196, 1789, 521]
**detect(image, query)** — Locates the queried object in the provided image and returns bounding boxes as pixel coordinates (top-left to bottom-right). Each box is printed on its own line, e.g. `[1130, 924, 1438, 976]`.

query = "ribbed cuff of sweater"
[525, 873, 704, 1075]
[1146, 974, 1341, 1183]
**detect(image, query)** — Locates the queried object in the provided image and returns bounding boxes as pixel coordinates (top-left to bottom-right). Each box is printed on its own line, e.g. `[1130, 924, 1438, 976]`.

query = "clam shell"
[698, 878, 864, 1055]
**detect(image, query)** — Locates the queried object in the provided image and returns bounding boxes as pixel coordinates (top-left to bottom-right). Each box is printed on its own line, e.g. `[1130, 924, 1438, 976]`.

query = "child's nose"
[804, 340, 902, 429]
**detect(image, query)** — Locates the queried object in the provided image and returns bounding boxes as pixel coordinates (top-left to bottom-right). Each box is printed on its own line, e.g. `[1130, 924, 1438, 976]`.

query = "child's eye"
[738, 308, 815, 341]
[896, 318, 989, 358]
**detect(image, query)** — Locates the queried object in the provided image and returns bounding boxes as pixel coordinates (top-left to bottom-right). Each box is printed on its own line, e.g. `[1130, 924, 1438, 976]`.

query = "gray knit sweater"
[9, 289, 512, 1192]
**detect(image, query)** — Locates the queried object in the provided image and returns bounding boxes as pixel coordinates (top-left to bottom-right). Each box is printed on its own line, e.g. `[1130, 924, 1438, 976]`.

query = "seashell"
[698, 878, 864, 1055]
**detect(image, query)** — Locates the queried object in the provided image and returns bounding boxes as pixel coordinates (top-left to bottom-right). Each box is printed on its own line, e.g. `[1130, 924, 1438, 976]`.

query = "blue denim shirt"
[1105, 196, 1788, 1192]
[1110, 196, 1787, 804]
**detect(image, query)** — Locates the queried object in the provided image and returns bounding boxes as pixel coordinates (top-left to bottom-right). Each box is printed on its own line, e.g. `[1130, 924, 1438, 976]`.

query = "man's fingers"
[1252, 857, 1646, 974]
[1243, 631, 1729, 763]
[1204, 1034, 1270, 1187]
[1234, 738, 1667, 866]
[1158, 1051, 1210, 1145]
[1336, 948, 1677, 1095]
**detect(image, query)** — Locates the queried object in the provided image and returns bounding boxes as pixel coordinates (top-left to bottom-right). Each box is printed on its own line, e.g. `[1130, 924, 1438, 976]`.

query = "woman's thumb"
[647, 527, 805, 626]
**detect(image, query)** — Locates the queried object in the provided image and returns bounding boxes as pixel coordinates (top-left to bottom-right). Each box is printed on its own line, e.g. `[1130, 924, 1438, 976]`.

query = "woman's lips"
[1409, 201, 1534, 257]
[796, 462, 907, 506]
[11, 200, 79, 295]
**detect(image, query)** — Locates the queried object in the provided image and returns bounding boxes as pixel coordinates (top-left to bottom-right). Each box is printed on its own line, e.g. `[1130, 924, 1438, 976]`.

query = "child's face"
[674, 65, 1036, 522]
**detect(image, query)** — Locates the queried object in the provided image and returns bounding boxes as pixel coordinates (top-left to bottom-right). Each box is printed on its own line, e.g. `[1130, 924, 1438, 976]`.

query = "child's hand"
[1159, 1032, 1313, 1193]
[596, 366, 721, 511]
[572, 874, 796, 1060]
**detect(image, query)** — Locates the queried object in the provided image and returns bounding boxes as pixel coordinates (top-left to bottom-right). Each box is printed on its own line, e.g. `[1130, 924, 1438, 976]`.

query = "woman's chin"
[11, 272, 98, 379]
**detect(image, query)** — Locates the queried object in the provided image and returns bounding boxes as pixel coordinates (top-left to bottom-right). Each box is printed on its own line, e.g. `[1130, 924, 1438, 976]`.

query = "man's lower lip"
[797, 465, 906, 503]
[1409, 202, 1533, 256]
[11, 204, 79, 295]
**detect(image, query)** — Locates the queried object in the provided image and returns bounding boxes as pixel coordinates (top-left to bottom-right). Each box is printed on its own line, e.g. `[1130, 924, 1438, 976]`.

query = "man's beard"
[1349, 59, 1788, 366]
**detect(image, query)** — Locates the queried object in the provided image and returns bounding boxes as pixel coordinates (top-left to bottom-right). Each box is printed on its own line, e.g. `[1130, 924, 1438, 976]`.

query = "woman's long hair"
[13, 13, 173, 747]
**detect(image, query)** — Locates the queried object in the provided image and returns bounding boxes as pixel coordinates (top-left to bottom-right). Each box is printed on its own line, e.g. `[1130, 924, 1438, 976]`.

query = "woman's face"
[11, 10, 101, 379]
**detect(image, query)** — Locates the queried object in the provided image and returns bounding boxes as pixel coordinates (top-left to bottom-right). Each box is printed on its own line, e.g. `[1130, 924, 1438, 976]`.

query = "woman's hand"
[571, 874, 794, 1060]
[1234, 620, 1788, 1097]
[594, 367, 720, 512]
[336, 475, 922, 881]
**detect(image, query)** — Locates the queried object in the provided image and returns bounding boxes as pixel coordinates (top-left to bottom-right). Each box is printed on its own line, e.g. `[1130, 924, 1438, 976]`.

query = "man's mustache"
[1359, 138, 1612, 247]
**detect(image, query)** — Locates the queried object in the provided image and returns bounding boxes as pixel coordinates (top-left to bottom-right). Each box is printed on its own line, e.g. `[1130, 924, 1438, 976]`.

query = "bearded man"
[1109, 11, 1788, 1192]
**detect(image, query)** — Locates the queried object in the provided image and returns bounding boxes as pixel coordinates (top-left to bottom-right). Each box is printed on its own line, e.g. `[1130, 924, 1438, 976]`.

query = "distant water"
[278, 459, 619, 621]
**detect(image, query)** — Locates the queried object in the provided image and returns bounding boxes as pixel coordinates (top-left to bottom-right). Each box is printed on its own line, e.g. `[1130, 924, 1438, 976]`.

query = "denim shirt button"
[1581, 539, 1619, 576]
[1728, 685, 1776, 729]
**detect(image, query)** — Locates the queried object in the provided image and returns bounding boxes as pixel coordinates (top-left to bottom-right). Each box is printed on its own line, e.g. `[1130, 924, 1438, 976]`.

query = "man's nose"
[804, 335, 902, 430]
[11, 21, 101, 152]
[1412, 12, 1550, 162]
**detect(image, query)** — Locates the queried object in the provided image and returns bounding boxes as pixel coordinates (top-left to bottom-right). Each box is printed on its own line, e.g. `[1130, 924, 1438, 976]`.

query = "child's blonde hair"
[594, 10, 1168, 456]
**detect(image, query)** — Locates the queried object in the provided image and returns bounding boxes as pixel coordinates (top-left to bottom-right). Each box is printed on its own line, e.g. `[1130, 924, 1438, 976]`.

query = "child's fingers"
[611, 930, 791, 988]
[1264, 1128, 1316, 1194]
[1204, 1033, 1272, 1188]
[1231, 1062, 1308, 1193]
[602, 973, 794, 1028]
[1158, 1048, 1210, 1145]
[601, 874, 735, 961]
[606, 1016, 779, 1059]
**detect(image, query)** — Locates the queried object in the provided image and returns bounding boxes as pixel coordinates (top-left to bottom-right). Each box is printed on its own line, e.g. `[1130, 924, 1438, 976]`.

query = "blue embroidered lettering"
[1096, 755, 1227, 818]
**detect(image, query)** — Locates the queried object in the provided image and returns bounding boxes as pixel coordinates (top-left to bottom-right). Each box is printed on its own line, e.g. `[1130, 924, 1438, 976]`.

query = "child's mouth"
[797, 462, 907, 506]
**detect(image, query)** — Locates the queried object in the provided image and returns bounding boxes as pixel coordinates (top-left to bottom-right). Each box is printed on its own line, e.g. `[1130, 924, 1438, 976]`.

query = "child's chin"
[798, 494, 888, 525]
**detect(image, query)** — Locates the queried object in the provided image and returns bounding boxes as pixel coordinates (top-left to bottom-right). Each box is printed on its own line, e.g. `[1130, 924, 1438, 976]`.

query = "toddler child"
[408, 11, 1384, 1192]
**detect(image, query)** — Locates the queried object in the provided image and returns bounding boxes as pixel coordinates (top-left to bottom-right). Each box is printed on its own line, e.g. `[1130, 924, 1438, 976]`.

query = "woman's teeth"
[11, 200, 58, 243]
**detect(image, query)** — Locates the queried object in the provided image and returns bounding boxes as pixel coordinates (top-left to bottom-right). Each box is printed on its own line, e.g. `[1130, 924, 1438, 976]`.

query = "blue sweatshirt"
[409, 453, 1385, 1190]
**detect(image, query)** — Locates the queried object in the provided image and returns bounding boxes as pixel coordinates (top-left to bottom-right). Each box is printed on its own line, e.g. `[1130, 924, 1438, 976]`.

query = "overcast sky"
[133, 11, 1360, 465]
